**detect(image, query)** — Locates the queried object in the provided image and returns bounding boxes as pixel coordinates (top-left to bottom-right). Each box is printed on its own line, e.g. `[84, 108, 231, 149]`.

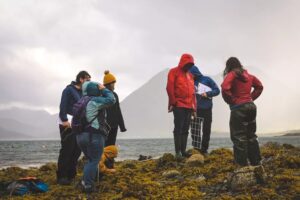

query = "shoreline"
[0, 142, 299, 199]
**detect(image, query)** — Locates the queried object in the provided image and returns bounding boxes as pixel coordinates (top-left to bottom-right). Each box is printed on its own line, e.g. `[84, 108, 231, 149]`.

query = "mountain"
[120, 68, 300, 138]
[0, 126, 32, 140]
[0, 108, 58, 139]
[0, 68, 299, 139]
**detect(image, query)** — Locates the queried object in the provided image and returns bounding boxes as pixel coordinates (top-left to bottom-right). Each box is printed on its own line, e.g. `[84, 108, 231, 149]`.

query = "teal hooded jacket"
[81, 81, 116, 131]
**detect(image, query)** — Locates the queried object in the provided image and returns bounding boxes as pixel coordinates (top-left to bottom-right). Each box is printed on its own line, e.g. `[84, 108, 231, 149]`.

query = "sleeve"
[221, 72, 236, 105]
[115, 93, 126, 132]
[166, 69, 176, 107]
[99, 156, 115, 174]
[92, 89, 116, 110]
[251, 75, 263, 100]
[59, 88, 69, 122]
[206, 78, 220, 97]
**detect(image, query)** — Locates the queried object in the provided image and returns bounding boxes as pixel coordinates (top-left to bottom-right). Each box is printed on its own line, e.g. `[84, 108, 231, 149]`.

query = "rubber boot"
[180, 134, 189, 157]
[173, 134, 182, 158]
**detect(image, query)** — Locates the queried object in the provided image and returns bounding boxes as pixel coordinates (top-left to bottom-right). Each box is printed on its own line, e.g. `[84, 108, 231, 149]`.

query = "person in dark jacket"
[166, 53, 197, 158]
[221, 57, 263, 166]
[57, 71, 91, 185]
[189, 66, 220, 154]
[102, 70, 126, 146]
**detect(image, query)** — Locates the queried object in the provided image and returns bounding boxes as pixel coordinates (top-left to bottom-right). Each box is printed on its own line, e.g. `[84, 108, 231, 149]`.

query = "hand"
[121, 128, 127, 132]
[62, 121, 71, 128]
[98, 84, 105, 90]
[109, 169, 116, 173]
[201, 92, 207, 98]
[192, 111, 197, 119]
[168, 105, 174, 112]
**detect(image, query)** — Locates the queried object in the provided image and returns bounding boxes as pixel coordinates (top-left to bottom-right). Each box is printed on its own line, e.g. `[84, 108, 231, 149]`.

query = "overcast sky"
[0, 0, 299, 114]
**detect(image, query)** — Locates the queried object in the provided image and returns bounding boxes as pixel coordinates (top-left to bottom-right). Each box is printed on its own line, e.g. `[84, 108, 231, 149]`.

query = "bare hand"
[110, 169, 116, 173]
[98, 84, 105, 90]
[168, 105, 174, 112]
[201, 93, 207, 98]
[192, 111, 197, 119]
[62, 121, 71, 128]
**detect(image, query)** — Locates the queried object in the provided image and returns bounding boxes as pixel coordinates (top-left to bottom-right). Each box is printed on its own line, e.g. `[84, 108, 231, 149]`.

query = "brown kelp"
[0, 143, 299, 199]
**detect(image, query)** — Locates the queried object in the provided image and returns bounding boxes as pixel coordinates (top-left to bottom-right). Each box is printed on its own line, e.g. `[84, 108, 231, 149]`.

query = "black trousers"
[173, 107, 192, 154]
[105, 127, 118, 147]
[57, 125, 82, 180]
[191, 108, 212, 152]
[230, 102, 261, 166]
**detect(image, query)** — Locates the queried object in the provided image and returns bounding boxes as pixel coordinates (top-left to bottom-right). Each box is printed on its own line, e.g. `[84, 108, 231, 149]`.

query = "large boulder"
[186, 154, 205, 167]
[227, 165, 266, 191]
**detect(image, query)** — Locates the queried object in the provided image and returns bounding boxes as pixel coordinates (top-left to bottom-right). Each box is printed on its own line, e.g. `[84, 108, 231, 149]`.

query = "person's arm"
[221, 72, 236, 105]
[93, 88, 116, 110]
[251, 75, 263, 100]
[115, 93, 126, 132]
[99, 156, 116, 174]
[206, 78, 220, 98]
[59, 88, 69, 123]
[166, 70, 176, 111]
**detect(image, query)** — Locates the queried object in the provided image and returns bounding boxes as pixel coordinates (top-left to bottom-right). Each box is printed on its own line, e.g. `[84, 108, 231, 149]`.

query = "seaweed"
[0, 143, 299, 199]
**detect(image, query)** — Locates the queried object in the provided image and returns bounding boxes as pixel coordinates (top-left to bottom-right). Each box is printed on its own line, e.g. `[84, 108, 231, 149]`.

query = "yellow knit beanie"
[103, 70, 116, 85]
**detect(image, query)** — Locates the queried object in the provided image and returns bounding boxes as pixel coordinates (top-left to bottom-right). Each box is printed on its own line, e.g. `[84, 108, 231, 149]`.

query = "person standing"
[57, 71, 91, 185]
[166, 53, 196, 158]
[77, 81, 115, 193]
[102, 70, 127, 146]
[221, 57, 263, 166]
[189, 65, 220, 154]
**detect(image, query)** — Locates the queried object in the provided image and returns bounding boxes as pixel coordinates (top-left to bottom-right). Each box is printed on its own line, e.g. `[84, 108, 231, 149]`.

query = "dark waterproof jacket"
[166, 54, 196, 111]
[221, 70, 263, 108]
[106, 92, 126, 131]
[189, 66, 220, 110]
[59, 81, 82, 122]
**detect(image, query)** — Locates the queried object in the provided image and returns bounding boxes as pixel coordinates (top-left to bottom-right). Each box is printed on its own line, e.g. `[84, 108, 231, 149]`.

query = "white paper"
[196, 83, 212, 95]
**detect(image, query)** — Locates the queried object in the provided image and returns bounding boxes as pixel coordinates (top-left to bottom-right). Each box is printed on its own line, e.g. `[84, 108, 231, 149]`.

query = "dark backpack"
[7, 177, 48, 196]
[71, 96, 97, 134]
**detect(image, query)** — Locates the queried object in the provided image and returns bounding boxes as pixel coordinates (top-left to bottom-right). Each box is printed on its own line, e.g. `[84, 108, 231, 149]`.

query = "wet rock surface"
[0, 142, 299, 199]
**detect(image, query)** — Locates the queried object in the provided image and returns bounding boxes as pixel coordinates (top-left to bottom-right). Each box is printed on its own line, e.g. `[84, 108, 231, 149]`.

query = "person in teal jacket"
[76, 81, 116, 193]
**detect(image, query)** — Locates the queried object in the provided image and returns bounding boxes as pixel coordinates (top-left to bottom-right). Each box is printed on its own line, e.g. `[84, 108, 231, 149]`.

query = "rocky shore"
[0, 142, 299, 199]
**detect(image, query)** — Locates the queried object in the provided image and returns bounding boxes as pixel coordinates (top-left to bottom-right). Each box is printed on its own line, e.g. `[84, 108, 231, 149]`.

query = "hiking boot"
[57, 177, 72, 185]
[76, 180, 95, 194]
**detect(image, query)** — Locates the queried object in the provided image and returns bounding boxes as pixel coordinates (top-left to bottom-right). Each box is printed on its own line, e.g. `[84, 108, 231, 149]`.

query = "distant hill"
[0, 108, 58, 139]
[120, 67, 300, 138]
[1, 68, 300, 139]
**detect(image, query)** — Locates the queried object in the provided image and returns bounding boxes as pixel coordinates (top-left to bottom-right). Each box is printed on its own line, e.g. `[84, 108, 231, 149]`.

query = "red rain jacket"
[221, 70, 263, 106]
[166, 54, 196, 111]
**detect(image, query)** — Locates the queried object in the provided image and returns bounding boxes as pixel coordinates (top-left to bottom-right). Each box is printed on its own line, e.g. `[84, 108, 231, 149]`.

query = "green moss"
[0, 143, 299, 199]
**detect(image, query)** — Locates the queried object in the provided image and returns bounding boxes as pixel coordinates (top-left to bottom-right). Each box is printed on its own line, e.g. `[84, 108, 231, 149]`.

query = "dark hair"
[223, 57, 244, 77]
[76, 71, 91, 84]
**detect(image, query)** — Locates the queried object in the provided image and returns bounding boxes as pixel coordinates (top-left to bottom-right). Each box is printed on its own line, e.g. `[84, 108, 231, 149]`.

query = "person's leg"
[230, 107, 248, 166]
[83, 133, 105, 192]
[245, 103, 261, 166]
[105, 127, 118, 147]
[57, 125, 74, 183]
[173, 107, 185, 157]
[181, 108, 192, 156]
[191, 110, 202, 150]
[67, 133, 82, 180]
[201, 109, 212, 154]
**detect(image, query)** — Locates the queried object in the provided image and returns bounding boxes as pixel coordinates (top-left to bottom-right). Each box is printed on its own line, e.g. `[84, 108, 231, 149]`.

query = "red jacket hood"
[178, 54, 194, 69]
[234, 69, 250, 83]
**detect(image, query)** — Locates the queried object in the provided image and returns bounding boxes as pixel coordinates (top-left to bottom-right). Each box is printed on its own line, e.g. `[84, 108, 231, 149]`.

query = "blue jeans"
[76, 132, 105, 188]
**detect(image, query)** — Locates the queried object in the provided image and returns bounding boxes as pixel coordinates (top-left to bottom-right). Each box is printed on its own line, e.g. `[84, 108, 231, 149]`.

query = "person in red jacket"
[221, 57, 263, 166]
[166, 53, 196, 158]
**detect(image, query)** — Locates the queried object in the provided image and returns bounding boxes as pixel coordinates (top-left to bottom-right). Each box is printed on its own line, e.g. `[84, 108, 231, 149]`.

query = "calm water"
[0, 137, 299, 169]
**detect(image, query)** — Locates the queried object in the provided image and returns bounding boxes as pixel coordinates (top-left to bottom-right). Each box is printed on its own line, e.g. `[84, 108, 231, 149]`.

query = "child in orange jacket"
[98, 145, 118, 177]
